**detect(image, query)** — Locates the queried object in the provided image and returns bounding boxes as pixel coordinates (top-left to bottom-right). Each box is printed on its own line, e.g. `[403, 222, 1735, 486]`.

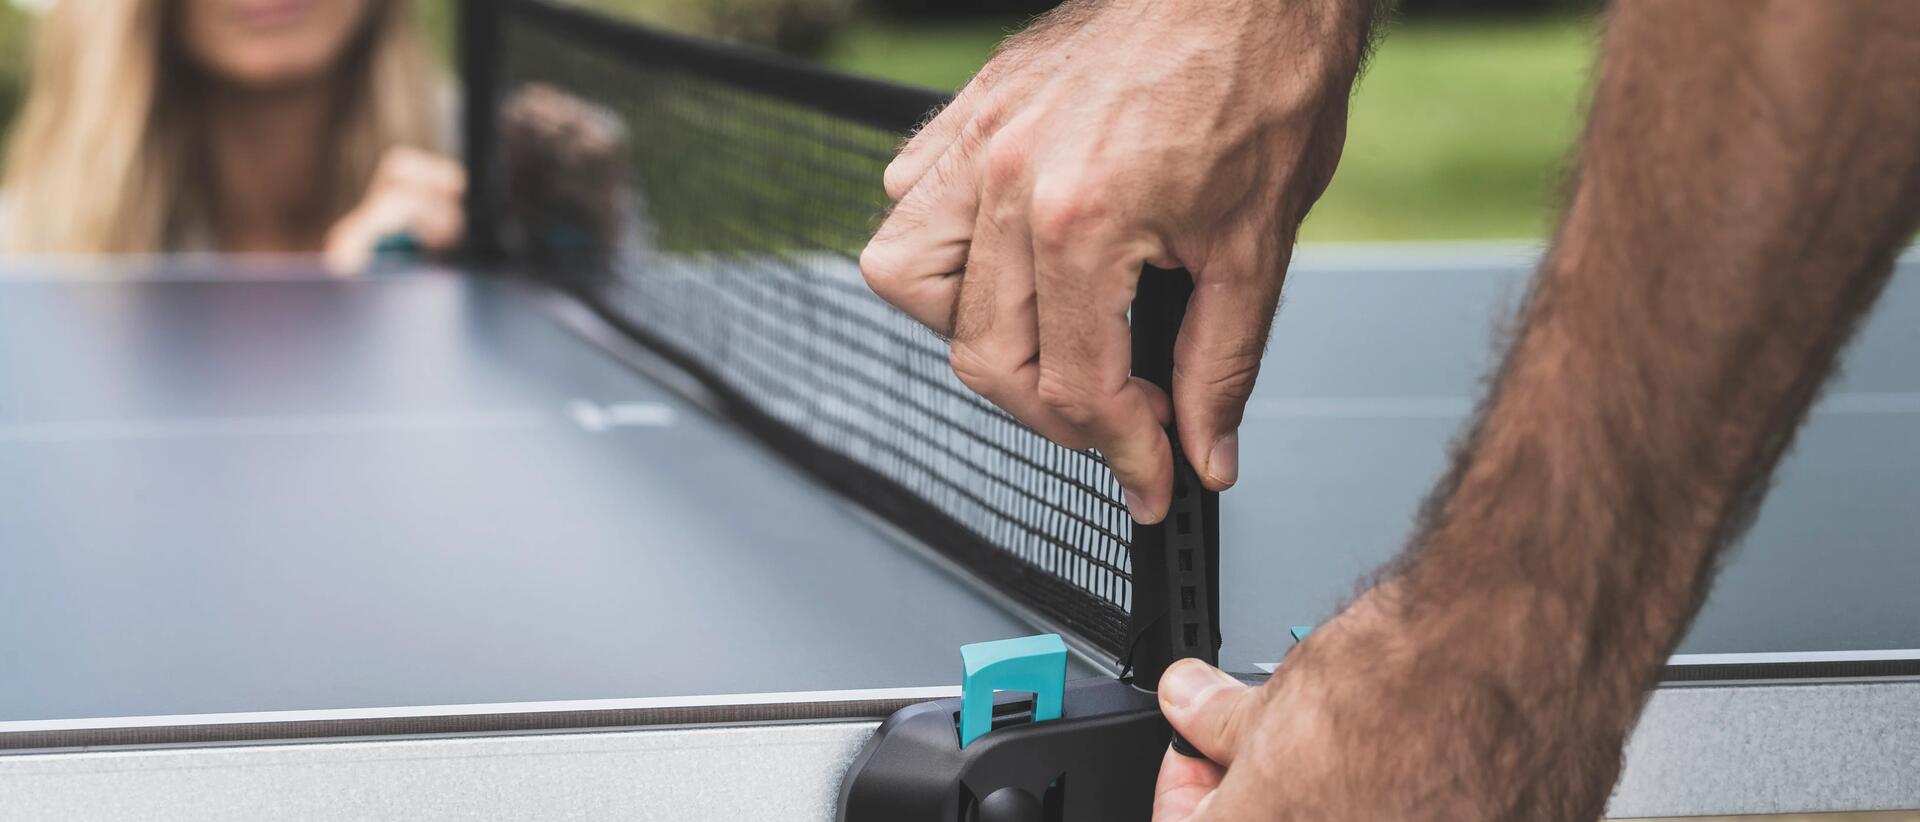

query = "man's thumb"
[1158, 659, 1262, 766]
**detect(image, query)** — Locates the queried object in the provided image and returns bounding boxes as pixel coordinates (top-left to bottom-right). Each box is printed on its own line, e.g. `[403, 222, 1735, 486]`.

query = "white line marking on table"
[1818, 392, 1920, 414]
[0, 410, 547, 444]
[0, 258, 456, 283]
[1242, 397, 1475, 420]
[1283, 241, 1920, 271]
[568, 399, 675, 432]
[1243, 391, 1920, 420]
[1249, 649, 1920, 676]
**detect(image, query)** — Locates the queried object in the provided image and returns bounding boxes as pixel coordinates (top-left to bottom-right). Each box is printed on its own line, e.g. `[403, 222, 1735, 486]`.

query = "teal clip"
[1289, 625, 1314, 642]
[373, 232, 423, 258]
[537, 222, 596, 254]
[959, 634, 1067, 748]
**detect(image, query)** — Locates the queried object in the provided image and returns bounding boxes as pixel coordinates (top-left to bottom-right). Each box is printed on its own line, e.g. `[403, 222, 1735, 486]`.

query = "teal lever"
[959, 634, 1067, 748]
[373, 232, 423, 257]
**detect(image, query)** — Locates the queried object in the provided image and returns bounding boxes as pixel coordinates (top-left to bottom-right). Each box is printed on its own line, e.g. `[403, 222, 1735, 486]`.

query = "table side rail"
[0, 678, 1914, 819]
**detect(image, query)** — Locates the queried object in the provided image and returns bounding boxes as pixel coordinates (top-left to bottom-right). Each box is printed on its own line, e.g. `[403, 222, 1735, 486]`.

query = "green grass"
[826, 14, 1599, 242]
[1318, 16, 1597, 241]
[0, 7, 1595, 243]
[824, 17, 1025, 92]
[0, 3, 29, 144]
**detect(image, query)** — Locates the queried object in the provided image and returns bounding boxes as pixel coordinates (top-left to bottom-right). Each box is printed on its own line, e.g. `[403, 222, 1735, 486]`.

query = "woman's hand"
[323, 146, 466, 273]
[859, 0, 1375, 523]
[499, 83, 625, 259]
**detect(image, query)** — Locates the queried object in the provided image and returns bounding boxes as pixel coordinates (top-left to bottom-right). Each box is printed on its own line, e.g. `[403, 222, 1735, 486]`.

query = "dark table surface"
[1223, 247, 1920, 671]
[0, 262, 1061, 722]
[2, 250, 1914, 723]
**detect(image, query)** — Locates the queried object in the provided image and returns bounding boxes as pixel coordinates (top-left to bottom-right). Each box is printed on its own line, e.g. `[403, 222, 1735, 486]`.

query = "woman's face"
[178, 0, 376, 90]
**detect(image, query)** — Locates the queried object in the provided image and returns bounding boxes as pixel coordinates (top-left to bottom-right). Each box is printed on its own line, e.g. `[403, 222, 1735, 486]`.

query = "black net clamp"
[836, 676, 1169, 822]
[838, 268, 1221, 820]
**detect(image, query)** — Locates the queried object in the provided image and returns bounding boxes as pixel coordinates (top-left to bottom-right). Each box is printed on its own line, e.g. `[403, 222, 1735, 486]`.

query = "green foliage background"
[0, 2, 27, 143]
[0, 1, 1598, 242]
[825, 13, 1599, 242]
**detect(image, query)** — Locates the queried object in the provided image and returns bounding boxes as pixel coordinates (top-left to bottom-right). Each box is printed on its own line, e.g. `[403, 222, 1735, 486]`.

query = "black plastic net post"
[459, 0, 502, 261]
[1126, 266, 1223, 691]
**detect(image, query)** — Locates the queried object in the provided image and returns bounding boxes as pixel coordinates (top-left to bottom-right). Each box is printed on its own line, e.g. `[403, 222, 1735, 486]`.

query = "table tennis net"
[474, 1, 1136, 658]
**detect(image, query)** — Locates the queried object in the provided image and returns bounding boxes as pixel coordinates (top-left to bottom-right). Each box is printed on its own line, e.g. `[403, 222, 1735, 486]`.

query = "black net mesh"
[484, 1, 1136, 657]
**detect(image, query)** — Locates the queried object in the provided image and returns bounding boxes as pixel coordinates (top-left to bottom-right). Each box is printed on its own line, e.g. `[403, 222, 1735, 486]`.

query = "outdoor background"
[0, 5, 1913, 821]
[0, 0, 1597, 244]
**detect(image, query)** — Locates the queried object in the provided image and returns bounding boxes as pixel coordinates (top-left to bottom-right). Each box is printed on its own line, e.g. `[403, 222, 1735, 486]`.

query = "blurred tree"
[573, 0, 855, 57]
[864, 0, 1603, 18]
[0, 2, 28, 142]
[704, 0, 854, 56]
[416, 0, 457, 65]
[1395, 0, 1599, 16]
[871, 0, 1052, 15]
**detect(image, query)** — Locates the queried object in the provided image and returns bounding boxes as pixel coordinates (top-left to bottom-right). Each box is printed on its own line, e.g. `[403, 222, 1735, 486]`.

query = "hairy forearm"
[1361, 0, 1919, 813]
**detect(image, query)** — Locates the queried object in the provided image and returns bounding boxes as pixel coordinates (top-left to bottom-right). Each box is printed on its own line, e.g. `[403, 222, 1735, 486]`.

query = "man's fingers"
[1030, 189, 1172, 522]
[1047, 363, 1171, 524]
[1151, 744, 1225, 822]
[1174, 238, 1284, 491]
[1157, 658, 1263, 766]
[948, 165, 1088, 448]
[861, 145, 981, 336]
[882, 46, 1040, 201]
[882, 86, 980, 202]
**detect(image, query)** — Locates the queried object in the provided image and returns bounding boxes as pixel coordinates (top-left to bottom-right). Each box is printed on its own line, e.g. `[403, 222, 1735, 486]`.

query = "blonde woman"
[0, 0, 463, 270]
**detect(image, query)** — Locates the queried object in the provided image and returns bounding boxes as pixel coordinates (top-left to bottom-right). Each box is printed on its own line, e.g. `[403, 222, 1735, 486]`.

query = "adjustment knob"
[977, 787, 1043, 822]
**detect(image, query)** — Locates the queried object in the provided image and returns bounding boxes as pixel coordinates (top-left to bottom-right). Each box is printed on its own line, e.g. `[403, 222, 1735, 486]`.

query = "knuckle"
[858, 242, 905, 296]
[959, 100, 1009, 149]
[981, 138, 1028, 190]
[1206, 694, 1255, 752]
[948, 342, 1006, 397]
[1182, 355, 1263, 406]
[881, 155, 918, 202]
[1029, 184, 1112, 251]
[1035, 369, 1102, 424]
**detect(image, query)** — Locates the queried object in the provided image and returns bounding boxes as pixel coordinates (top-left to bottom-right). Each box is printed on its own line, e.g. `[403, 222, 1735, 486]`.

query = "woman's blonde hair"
[0, 0, 442, 253]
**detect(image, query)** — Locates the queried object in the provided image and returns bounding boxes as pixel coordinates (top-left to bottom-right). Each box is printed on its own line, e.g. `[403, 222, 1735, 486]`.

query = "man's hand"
[1149, 1, 1920, 819]
[861, 0, 1374, 522]
[1150, 586, 1626, 821]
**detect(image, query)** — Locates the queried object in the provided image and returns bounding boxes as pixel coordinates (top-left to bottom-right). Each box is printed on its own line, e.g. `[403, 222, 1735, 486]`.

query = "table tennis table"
[0, 246, 1914, 820]
[4, 0, 1917, 816]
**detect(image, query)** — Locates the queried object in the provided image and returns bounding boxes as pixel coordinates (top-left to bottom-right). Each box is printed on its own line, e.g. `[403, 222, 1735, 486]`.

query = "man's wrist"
[1350, 251, 1753, 726]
